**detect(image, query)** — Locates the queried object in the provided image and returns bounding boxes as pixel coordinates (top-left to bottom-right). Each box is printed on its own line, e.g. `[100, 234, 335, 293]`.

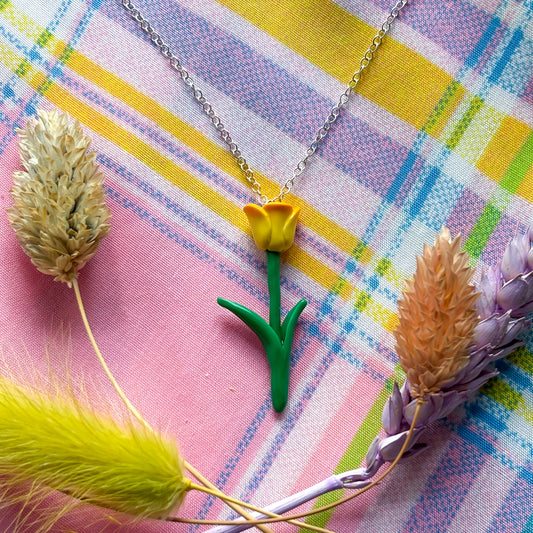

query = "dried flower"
[8, 110, 110, 285]
[394, 228, 480, 397]
[366, 228, 533, 478]
[0, 373, 190, 530]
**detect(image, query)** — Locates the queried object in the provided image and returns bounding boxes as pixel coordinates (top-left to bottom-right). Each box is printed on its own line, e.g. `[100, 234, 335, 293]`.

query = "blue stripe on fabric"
[189, 398, 272, 529]
[401, 431, 488, 533]
[465, 16, 501, 68]
[489, 28, 524, 83]
[409, 166, 441, 219]
[385, 149, 419, 203]
[456, 424, 496, 455]
[498, 361, 533, 391]
[467, 402, 508, 432]
[519, 467, 533, 485]
[486, 469, 533, 533]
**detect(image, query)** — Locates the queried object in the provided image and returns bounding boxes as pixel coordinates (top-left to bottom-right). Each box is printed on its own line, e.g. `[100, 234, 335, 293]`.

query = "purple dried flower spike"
[366, 228, 532, 477]
[207, 229, 533, 533]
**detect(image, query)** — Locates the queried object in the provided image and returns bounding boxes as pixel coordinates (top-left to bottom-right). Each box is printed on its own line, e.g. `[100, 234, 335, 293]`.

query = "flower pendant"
[217, 203, 307, 412]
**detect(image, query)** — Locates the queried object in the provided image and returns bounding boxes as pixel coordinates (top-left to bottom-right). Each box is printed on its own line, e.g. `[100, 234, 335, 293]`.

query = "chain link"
[121, 0, 407, 204]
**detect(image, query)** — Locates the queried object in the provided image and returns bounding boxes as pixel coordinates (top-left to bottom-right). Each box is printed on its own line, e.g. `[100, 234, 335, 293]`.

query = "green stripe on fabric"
[508, 347, 533, 375]
[332, 277, 349, 296]
[58, 44, 75, 63]
[352, 241, 369, 261]
[36, 29, 54, 48]
[464, 203, 502, 259]
[14, 59, 31, 78]
[301, 374, 401, 531]
[0, 0, 9, 11]
[446, 95, 485, 150]
[482, 379, 522, 411]
[500, 131, 533, 193]
[37, 77, 52, 95]
[355, 292, 371, 312]
[375, 258, 392, 277]
[422, 80, 462, 135]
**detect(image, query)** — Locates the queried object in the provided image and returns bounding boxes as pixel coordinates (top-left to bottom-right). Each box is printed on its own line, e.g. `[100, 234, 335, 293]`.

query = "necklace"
[121, 0, 407, 412]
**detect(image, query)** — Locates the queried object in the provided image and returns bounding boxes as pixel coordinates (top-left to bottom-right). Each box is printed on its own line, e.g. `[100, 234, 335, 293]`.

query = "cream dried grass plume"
[8, 109, 110, 284]
[394, 228, 480, 398]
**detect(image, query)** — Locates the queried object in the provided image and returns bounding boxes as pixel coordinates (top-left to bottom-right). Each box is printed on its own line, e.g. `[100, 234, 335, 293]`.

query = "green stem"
[267, 250, 282, 338]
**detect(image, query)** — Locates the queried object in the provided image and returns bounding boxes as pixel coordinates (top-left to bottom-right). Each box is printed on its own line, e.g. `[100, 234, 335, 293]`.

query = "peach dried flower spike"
[8, 110, 110, 285]
[394, 228, 480, 398]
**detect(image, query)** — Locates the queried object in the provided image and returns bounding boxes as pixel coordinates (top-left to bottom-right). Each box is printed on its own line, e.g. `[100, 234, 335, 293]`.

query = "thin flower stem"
[190, 484, 334, 533]
[71, 278, 275, 532]
[168, 401, 424, 527]
[267, 250, 281, 338]
[71, 278, 148, 429]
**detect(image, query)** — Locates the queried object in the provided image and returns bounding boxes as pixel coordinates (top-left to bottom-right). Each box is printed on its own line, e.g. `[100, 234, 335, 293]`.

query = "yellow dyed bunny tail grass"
[0, 373, 190, 530]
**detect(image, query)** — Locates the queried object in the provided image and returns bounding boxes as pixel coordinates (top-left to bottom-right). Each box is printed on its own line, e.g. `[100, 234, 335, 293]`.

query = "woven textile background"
[0, 0, 532, 531]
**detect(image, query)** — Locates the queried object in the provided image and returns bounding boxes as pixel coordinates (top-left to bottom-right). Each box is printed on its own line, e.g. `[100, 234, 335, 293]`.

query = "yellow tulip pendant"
[217, 203, 307, 412]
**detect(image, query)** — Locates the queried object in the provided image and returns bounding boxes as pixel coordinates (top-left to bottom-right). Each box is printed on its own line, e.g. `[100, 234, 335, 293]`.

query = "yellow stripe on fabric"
[216, 0, 455, 130]
[0, 41, 24, 70]
[1, 7, 404, 330]
[508, 347, 533, 376]
[2, 0, 42, 42]
[3, 41, 400, 331]
[477, 116, 532, 182]
[0, 1, 375, 266]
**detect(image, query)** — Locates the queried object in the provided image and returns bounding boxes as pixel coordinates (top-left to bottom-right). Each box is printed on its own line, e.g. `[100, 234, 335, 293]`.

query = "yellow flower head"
[243, 202, 300, 252]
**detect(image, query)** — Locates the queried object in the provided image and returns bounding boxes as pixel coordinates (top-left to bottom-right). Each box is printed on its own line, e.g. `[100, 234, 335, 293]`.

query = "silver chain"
[120, 0, 407, 204]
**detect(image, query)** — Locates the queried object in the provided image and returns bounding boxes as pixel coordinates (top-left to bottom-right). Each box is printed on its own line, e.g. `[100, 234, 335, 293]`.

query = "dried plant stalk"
[0, 373, 190, 529]
[8, 110, 110, 284]
[394, 228, 479, 397]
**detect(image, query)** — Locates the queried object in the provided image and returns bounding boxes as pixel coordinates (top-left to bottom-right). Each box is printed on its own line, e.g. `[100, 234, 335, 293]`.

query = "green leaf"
[281, 299, 307, 345]
[217, 298, 279, 350]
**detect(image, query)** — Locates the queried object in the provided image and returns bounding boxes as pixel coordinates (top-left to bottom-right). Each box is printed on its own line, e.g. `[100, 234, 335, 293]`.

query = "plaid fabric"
[0, 0, 532, 531]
